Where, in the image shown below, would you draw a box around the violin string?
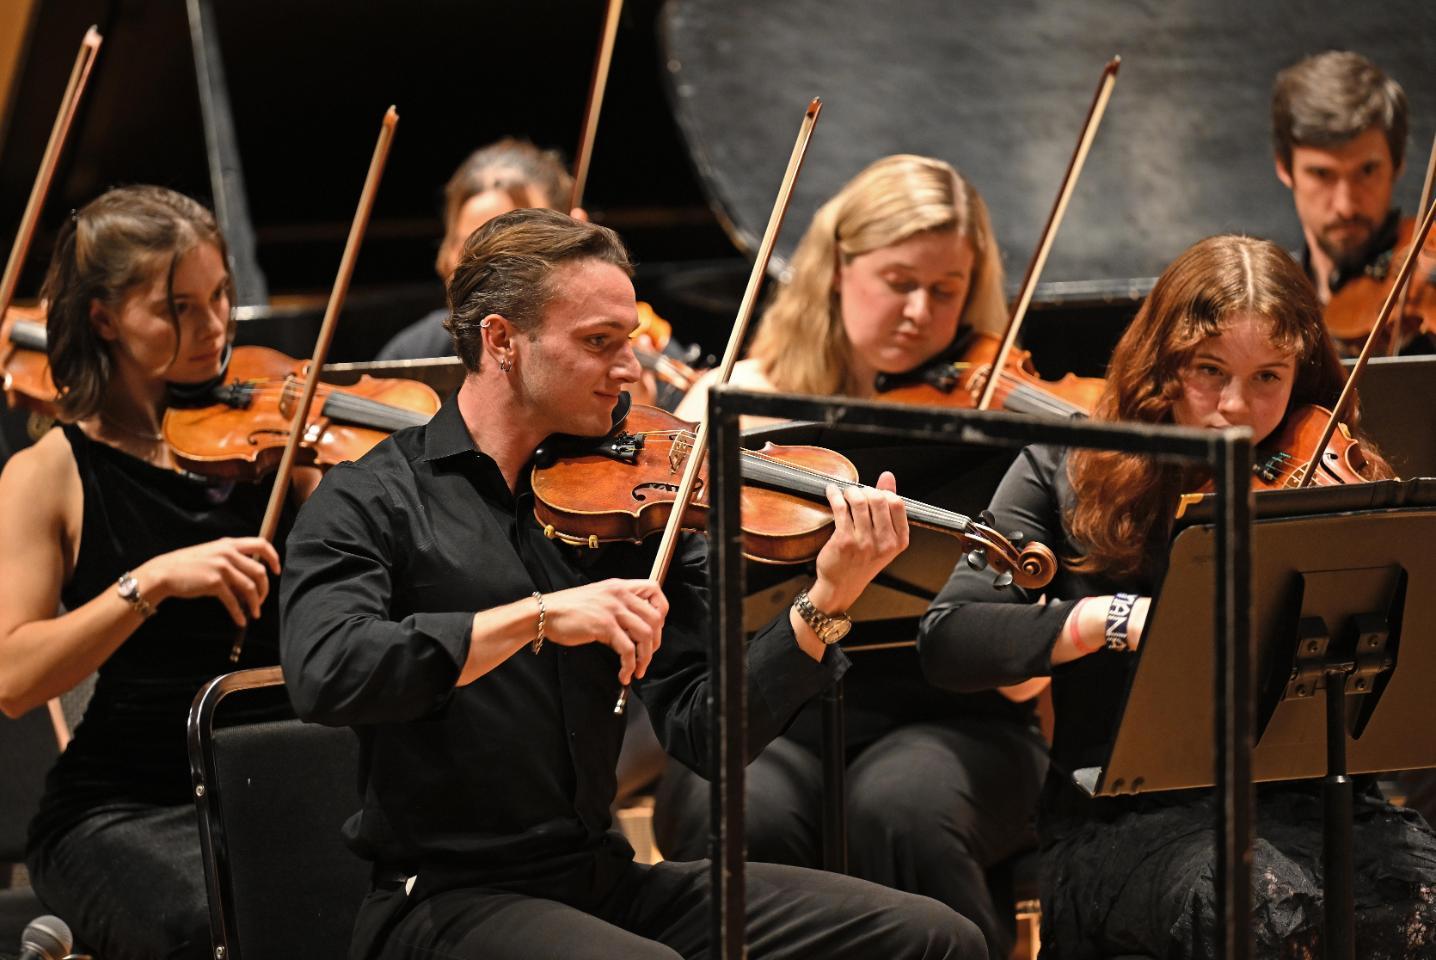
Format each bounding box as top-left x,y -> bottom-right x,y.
647,429 -> 978,533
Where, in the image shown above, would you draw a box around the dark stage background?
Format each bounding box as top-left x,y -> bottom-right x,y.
2,0 -> 1433,372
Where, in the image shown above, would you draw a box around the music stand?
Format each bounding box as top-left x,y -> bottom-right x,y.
1075,481 -> 1436,958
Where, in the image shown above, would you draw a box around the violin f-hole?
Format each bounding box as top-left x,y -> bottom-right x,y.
632,479 -> 704,502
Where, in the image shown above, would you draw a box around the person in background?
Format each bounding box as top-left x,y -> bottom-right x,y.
660,154 -> 1047,960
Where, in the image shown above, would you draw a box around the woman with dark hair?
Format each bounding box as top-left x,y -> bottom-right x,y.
0,185 -> 304,959
918,234 -> 1436,958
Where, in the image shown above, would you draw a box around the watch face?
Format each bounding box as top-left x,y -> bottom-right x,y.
820,618 -> 852,645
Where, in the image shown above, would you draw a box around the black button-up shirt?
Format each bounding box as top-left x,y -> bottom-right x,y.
280,393 -> 847,881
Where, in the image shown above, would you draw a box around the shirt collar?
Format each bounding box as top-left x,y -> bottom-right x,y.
420,391 -> 483,463
418,388 -> 635,464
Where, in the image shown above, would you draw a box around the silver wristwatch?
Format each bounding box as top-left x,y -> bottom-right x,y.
116,571 -> 156,619
793,590 -> 852,645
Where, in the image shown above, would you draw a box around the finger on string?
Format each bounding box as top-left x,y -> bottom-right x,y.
825,484 -> 851,533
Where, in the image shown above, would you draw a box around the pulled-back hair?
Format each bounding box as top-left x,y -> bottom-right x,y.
41,185 -> 232,421
1066,234 -> 1388,579
446,207 -> 632,372
436,138 -> 574,276
1272,51 -> 1408,171
749,154 -> 1008,397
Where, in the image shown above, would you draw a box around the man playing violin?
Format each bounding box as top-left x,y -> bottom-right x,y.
280,207 -> 985,959
1271,50 -> 1435,356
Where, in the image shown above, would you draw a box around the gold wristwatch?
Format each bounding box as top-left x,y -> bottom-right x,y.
793,589 -> 852,645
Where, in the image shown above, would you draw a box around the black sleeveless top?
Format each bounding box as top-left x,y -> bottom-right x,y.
28,424 -> 289,848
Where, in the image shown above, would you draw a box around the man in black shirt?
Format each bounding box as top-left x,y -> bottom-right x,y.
281,208 -> 983,959
1271,50 -> 1434,356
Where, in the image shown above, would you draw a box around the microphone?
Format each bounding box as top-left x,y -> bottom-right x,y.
18,915 -> 72,960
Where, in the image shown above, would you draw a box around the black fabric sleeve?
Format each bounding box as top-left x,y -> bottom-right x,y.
280,461 -> 472,726
636,533 -> 849,772
918,445 -> 1077,692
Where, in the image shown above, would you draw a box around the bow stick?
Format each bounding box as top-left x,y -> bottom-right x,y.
613,97 -> 823,715
1295,194 -> 1436,489
975,56 -> 1120,411
0,27 -> 103,350
1386,132 -> 1436,357
228,105 -> 399,661
570,0 -> 625,212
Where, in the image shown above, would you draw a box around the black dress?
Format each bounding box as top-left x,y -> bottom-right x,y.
25,424 -> 286,960
919,444 -> 1436,960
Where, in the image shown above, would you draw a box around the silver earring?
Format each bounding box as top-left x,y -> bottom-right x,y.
480,318 -> 491,329
498,357 -> 512,373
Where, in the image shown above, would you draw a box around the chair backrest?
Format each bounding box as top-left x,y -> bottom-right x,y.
0,705 -> 62,866
188,667 -> 369,960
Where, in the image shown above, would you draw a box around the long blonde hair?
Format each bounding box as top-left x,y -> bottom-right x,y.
749,154 -> 1007,396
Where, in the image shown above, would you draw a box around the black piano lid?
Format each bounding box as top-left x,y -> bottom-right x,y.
661,0 -> 1436,302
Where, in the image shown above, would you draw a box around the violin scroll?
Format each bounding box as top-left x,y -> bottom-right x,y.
961,510 -> 1057,590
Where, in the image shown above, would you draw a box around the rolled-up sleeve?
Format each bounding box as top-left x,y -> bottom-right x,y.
280,461 -> 472,726
637,533 -> 849,772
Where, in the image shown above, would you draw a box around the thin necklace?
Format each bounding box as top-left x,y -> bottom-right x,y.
100,411 -> 164,443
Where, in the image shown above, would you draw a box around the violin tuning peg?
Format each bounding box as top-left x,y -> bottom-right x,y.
1008,530 -> 1024,543
978,510 -> 996,527
993,570 -> 1014,589
965,548 -> 988,572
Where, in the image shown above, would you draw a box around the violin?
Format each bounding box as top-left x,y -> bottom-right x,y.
633,301 -> 703,396
1324,215 -> 1436,356
0,305 -> 60,417
874,331 -> 1104,418
162,344 -> 440,480
530,403 -> 1058,590
1249,404 -> 1371,489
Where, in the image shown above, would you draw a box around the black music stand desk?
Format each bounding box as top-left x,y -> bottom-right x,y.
1074,480 -> 1436,958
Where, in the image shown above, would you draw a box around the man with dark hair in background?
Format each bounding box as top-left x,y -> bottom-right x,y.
1271,50 -> 1434,356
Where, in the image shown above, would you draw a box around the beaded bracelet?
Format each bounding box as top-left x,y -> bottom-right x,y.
530,591 -> 546,654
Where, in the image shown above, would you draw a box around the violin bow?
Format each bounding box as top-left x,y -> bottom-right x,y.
613,97 -> 823,714
1386,131 -> 1436,357
0,27 -> 102,353
1296,194 -> 1436,489
570,0 -> 625,212
975,56 -> 1120,411
229,106 -> 399,661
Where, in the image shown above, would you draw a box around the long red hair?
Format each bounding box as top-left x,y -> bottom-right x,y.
1066,234 -> 1388,579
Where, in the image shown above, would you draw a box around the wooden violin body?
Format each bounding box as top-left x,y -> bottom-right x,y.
0,305 -> 60,417
875,332 -> 1104,418
531,404 -> 1058,588
1251,404 -> 1370,489
162,345 -> 439,480
1324,215 -> 1436,355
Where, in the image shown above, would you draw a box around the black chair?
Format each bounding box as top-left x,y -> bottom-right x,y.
187,666 -> 368,960
0,703 -> 64,949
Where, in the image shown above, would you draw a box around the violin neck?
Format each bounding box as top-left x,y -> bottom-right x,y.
737,451 -> 974,536
996,372 -> 1087,419
320,390 -> 430,432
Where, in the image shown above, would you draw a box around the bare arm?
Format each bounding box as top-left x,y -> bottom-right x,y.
0,431 -> 279,717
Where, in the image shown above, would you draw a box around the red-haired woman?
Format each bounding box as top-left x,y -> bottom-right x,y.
918,234 -> 1436,958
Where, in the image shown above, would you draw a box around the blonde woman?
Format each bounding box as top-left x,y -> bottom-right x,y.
676,153 -> 1007,422
658,155 -> 1045,960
